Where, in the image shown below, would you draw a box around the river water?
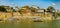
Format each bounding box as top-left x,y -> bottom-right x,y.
0,20 -> 60,28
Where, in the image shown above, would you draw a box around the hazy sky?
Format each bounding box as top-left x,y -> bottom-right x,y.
0,0 -> 60,10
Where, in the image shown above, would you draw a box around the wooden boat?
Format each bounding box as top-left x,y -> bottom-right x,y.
32,17 -> 43,22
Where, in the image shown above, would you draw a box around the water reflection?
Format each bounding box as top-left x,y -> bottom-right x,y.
0,20 -> 60,28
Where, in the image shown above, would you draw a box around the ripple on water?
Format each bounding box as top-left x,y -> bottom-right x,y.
0,20 -> 60,28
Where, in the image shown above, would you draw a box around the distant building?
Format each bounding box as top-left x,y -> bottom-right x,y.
36,9 -> 45,13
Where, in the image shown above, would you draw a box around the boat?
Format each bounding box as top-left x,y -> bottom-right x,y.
32,17 -> 43,22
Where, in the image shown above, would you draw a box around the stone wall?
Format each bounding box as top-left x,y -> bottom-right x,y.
0,12 -> 12,20
0,12 -> 21,20
0,12 -> 53,21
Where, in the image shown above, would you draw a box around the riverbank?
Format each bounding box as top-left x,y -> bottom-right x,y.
0,12 -> 60,23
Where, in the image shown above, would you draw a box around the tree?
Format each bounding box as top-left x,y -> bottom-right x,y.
47,6 -> 55,13
0,6 -> 7,12
47,6 -> 57,19
11,7 -> 16,12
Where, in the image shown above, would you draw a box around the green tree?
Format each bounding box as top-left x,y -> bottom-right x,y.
0,6 -> 7,12
47,6 -> 57,19
11,7 -> 16,12
47,6 -> 55,13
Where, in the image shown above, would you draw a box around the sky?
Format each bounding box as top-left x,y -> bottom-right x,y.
0,0 -> 60,10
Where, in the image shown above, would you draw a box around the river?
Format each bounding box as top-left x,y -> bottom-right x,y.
0,20 -> 60,28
